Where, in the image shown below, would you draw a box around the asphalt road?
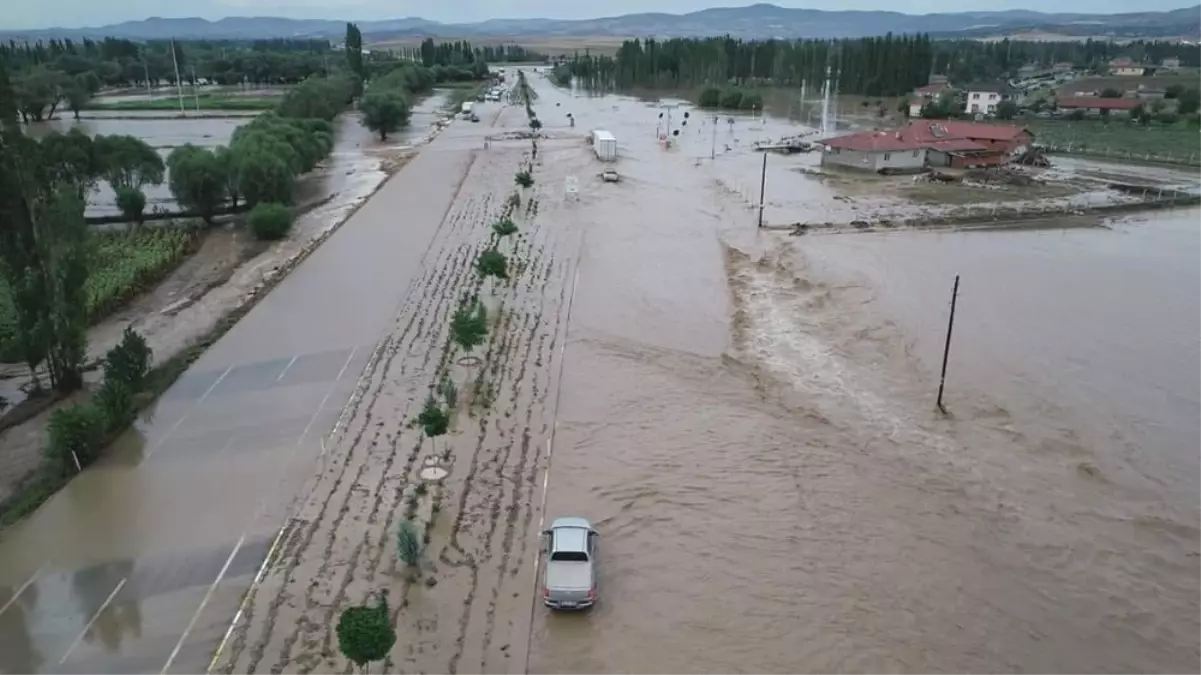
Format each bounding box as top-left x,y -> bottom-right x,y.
0,115 -> 492,674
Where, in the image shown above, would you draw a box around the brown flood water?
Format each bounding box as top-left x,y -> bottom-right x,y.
532,77 -> 1199,673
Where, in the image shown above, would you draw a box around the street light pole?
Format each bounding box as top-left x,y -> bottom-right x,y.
711,114 -> 718,159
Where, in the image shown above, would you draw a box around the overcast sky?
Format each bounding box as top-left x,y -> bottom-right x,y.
2,0 -> 1193,30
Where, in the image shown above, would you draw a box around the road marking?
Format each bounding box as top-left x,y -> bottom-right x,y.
0,564 -> 44,618
305,347 -> 357,453
145,365 -> 232,460
206,523 -> 288,674
323,337 -> 390,453
60,577 -> 126,664
162,534 -> 244,674
275,355 -> 298,382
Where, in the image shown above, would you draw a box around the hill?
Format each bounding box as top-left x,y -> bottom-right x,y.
1,3 -> 1197,42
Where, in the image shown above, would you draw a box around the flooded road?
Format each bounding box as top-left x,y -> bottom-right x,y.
2,66 -> 1196,675
0,92 -> 468,674
530,77 -> 1200,673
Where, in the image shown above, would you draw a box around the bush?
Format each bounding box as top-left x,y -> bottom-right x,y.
94,378 -> 134,432
397,520 -> 422,565
45,404 -> 106,477
104,326 -> 152,390
515,170 -> 534,188
698,87 -> 722,108
247,202 -> 293,241
114,186 -> 146,223
337,595 -> 395,670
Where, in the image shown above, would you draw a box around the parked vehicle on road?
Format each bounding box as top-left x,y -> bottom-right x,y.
601,168 -> 620,182
542,517 -> 598,610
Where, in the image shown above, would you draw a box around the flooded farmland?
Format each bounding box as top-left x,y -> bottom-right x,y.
21,91 -> 451,217
1,66 -> 1196,675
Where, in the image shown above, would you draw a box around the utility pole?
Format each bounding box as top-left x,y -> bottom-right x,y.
710,114 -> 718,159
170,39 -> 185,116
757,153 -> 767,228
936,275 -> 961,414
142,57 -> 151,95
191,65 -> 200,111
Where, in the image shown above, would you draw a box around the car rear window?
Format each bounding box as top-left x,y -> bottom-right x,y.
550,551 -> 588,562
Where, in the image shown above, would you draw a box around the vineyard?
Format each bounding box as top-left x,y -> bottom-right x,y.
0,227 -> 196,362
214,69 -> 582,674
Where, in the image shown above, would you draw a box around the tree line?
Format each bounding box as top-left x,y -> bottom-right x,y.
565,35 -> 1201,97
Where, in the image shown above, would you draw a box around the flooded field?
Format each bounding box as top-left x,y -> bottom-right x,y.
1,66 -> 1196,675
21,91 -> 450,217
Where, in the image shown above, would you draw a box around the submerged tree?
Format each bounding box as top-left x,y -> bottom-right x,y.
396,520 -> 422,566
360,91 -> 411,141
450,298 -> 487,352
414,395 -> 449,454
476,248 -> 509,292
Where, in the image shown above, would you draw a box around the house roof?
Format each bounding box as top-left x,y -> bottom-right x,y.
821,120 -> 1030,154
1057,96 -> 1141,110
821,130 -> 923,152
914,83 -> 951,95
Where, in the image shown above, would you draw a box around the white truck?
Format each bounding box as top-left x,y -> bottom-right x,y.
591,129 -> 617,162
461,101 -> 474,119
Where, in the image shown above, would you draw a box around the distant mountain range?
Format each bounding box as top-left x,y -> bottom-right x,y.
2,3 -> 1198,42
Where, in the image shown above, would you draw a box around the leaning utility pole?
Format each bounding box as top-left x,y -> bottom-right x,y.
757,153 -> 767,228
936,275 -> 961,414
170,39 -> 185,116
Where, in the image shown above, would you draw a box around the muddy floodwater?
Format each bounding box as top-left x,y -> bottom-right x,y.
22,91 -> 449,217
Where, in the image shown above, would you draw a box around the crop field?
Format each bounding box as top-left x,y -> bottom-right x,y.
1024,119 -> 1201,164
212,79 -> 579,674
0,227 -> 196,361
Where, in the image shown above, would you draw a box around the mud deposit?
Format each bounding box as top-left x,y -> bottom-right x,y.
207,69 -> 1196,674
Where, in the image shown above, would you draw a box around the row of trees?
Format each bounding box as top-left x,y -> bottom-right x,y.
336,71 -> 544,674
564,35 -> 1201,97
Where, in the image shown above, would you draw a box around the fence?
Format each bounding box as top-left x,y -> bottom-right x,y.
1041,143 -> 1200,167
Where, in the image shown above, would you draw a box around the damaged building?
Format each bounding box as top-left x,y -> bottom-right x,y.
819,121 -> 1034,173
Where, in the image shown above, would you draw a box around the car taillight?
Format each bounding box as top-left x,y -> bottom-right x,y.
587,587 -> 596,601
543,587 -> 550,598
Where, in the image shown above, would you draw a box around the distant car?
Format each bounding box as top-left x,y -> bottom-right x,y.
542,517 -> 598,610
601,168 -> 620,182
470,113 -> 480,122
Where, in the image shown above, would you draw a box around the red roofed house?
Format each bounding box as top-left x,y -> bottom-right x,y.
820,120 -> 1033,172
1056,96 -> 1141,117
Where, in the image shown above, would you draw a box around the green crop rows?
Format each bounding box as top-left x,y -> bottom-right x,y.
0,228 -> 195,362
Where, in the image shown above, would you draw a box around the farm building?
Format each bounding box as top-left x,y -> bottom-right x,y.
819,121 -> 1033,172
1056,96 -> 1142,117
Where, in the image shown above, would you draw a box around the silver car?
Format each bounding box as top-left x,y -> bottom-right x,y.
541,517 -> 598,610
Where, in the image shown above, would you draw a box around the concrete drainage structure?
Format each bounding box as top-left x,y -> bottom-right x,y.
419,454 -> 450,482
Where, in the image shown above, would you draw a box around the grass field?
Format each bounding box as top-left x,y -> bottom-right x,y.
86,94 -> 278,111
0,228 -> 196,362
1057,74 -> 1200,96
1022,119 -> 1200,164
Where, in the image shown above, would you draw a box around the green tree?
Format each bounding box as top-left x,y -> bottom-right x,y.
115,186 -> 146,223
39,188 -> 90,393
166,144 -> 227,223
247,202 -> 293,240
336,592 -> 394,673
449,298 -> 487,352
397,520 -> 422,566
491,217 -> 518,247
476,248 -> 509,286
360,91 -> 411,141
234,150 -> 295,207
514,170 -> 533,188
414,395 -> 450,455
103,326 -> 152,390
39,129 -> 103,204
1177,88 -> 1200,116
994,100 -> 1019,120
45,403 -> 105,477
94,134 -> 165,192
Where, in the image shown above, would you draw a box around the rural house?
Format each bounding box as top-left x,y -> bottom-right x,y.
964,83 -> 1013,115
1056,96 -> 1141,117
819,121 -> 1033,172
1109,58 -> 1156,76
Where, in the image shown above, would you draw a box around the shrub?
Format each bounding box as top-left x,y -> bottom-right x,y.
115,186 -> 147,223
515,170 -> 534,188
247,202 -> 293,241
439,372 -> 458,409
450,299 -> 487,351
476,248 -> 509,281
45,403 -> 106,477
337,594 -> 395,670
415,395 -> 450,439
491,217 -> 518,239
698,87 -> 722,108
94,378 -> 135,432
397,520 -> 422,565
104,326 -> 152,390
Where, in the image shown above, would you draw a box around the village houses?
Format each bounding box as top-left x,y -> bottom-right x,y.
819,120 -> 1033,173
963,82 -> 1013,116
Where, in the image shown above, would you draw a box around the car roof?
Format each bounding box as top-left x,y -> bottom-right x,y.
552,526 -> 588,553
550,516 -> 591,530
